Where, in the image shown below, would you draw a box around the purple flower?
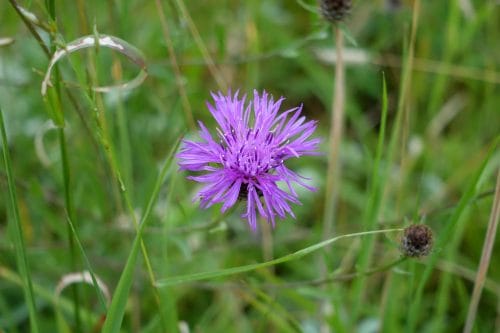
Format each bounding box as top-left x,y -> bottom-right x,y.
177,90 -> 320,231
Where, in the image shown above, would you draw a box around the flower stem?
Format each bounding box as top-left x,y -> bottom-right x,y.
320,23 -> 345,333
323,25 -> 345,244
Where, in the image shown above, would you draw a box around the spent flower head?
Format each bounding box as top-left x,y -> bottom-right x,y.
400,224 -> 434,258
177,90 -> 320,231
319,0 -> 352,22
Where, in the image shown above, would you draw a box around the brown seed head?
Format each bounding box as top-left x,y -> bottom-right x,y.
319,0 -> 352,22
400,224 -> 433,258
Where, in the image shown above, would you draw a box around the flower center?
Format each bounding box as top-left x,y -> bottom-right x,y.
219,128 -> 284,180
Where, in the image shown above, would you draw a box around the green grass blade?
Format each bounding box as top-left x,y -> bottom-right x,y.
100,232 -> 141,333
58,127 -> 83,333
64,215 -> 108,312
0,106 -> 40,333
101,137 -> 181,333
156,228 -> 403,287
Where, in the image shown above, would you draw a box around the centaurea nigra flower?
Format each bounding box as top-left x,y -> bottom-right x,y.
177,90 -> 320,231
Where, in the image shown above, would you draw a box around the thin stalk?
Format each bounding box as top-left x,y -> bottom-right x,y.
115,86 -> 134,196
0,106 -> 40,333
171,0 -> 227,91
322,25 -> 345,245
464,169 -> 500,333
156,228 -> 404,287
320,24 -> 345,333
64,215 -> 108,311
155,0 -> 195,129
58,128 -> 83,333
50,118 -> 108,314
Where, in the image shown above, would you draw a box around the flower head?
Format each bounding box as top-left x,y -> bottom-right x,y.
319,0 -> 352,22
400,224 -> 433,258
177,90 -> 320,231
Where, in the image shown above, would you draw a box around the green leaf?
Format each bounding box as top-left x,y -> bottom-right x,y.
0,106 -> 40,333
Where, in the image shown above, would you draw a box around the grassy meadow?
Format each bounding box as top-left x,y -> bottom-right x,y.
0,0 -> 499,332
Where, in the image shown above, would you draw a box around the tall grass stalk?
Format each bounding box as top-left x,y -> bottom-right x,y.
0,106 -> 40,333
464,169 -> 500,333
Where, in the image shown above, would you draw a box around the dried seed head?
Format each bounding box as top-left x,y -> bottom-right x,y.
400,224 -> 433,258
319,0 -> 352,22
